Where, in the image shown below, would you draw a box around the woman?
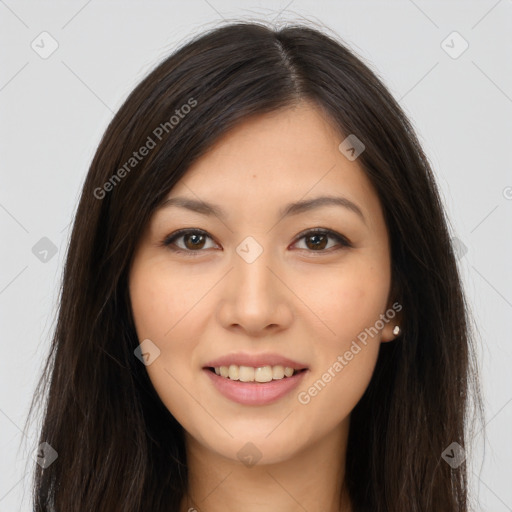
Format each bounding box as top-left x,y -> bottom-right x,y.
26,21 -> 483,511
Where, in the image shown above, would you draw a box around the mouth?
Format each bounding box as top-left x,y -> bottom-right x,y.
206,365 -> 308,383
202,353 -> 309,405
203,356 -> 309,405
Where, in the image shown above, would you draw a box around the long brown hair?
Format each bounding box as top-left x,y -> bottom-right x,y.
25,20 -> 483,511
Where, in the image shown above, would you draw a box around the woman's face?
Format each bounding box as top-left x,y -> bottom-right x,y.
129,100 -> 398,465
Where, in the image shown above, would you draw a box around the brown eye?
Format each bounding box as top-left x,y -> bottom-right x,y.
162,229 -> 217,255
182,232 -> 207,250
304,233 -> 329,250
293,229 -> 351,252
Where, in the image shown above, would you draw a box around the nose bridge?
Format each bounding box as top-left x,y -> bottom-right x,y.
232,235 -> 276,301
219,235 -> 286,331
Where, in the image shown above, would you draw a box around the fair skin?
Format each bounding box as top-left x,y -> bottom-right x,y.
129,100 -> 401,512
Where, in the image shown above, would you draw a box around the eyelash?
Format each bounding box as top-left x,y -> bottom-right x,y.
160,228 -> 352,257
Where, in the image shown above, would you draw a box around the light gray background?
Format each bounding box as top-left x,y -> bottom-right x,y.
1,1 -> 511,510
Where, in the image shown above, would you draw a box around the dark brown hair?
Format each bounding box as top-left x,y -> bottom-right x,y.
25,20 -> 483,511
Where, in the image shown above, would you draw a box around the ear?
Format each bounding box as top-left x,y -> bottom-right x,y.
381,308 -> 403,342
380,288 -> 404,343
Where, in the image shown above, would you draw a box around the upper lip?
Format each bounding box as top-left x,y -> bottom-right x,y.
204,352 -> 308,370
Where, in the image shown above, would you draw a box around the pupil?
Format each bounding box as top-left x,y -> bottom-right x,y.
307,234 -> 326,250
186,234 -> 204,249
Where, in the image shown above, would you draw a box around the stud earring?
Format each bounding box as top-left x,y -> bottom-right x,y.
392,325 -> 401,336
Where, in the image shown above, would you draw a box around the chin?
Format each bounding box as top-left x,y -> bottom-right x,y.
184,414 -> 319,467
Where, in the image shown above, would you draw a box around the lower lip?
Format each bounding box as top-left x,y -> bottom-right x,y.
204,368 -> 308,406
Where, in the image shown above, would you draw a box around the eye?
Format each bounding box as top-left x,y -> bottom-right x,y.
161,228 -> 352,256
161,229 -> 218,256
291,228 -> 352,253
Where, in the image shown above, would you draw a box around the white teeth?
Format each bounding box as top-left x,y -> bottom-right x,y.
239,366 -> 254,382
228,364 -> 239,381
255,366 -> 273,383
272,365 -> 284,379
214,364 -> 299,382
284,367 -> 294,377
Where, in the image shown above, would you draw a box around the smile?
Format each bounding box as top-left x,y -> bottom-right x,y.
204,367 -> 308,405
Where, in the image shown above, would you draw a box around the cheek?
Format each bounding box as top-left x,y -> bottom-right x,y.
129,260 -> 203,341
295,343 -> 379,439
129,260 -> 209,417
295,258 -> 389,411
308,256 -> 390,346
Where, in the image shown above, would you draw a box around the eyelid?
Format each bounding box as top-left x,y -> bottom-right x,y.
161,227 -> 352,255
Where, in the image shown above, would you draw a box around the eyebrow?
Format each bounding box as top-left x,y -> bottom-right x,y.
158,195 -> 366,224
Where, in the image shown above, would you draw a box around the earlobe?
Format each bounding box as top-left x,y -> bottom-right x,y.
380,297 -> 403,342
381,322 -> 402,343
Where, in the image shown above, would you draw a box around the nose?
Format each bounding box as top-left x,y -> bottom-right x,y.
216,247 -> 293,337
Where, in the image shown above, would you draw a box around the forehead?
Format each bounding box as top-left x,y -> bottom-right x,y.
163,101 -> 384,231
